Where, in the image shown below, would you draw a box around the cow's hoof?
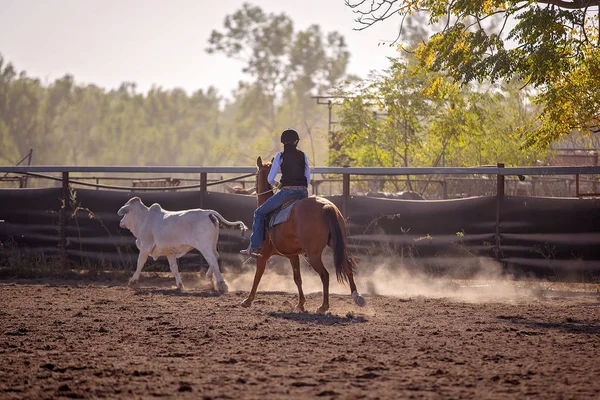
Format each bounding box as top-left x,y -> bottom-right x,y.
217,281 -> 229,294
240,299 -> 252,308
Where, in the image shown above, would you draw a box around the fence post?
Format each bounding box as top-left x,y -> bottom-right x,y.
495,163 -> 505,261
199,172 -> 207,208
442,179 -> 448,200
59,171 -> 69,268
342,172 -> 350,219
595,153 -> 599,195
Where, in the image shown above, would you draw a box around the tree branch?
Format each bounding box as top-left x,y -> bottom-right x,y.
538,0 -> 600,10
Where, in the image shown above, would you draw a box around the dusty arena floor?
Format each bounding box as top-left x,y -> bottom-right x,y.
1,268 -> 600,399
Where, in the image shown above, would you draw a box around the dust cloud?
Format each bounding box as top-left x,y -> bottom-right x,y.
221,252 -> 543,303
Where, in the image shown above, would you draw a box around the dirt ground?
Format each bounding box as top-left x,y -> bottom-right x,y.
1,269 -> 600,399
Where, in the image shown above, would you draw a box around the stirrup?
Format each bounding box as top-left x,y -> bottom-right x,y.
240,248 -> 261,258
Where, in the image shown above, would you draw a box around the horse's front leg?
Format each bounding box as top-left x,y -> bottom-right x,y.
241,254 -> 268,307
288,255 -> 305,312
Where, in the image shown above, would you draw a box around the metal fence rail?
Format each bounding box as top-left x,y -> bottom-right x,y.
2,165 -> 600,175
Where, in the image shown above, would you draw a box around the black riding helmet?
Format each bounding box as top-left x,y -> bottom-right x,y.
280,129 -> 300,144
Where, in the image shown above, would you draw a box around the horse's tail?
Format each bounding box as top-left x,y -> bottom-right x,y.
207,210 -> 248,233
323,205 -> 355,285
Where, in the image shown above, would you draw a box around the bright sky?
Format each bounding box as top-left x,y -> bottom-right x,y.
0,0 -> 401,98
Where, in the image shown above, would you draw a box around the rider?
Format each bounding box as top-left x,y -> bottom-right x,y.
240,128 -> 311,257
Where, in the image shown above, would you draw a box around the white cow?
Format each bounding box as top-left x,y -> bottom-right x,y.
117,197 -> 247,293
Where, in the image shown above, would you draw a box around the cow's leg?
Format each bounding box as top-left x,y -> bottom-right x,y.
204,249 -> 220,281
205,222 -> 220,281
129,251 -> 149,287
166,254 -> 184,291
201,250 -> 228,294
204,265 -> 214,280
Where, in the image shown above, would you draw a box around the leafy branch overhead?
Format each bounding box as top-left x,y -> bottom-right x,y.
345,0 -> 600,147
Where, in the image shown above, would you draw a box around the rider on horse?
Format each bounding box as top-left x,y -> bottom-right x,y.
240,129 -> 311,258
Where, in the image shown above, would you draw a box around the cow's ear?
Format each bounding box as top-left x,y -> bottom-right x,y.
257,157 -> 263,168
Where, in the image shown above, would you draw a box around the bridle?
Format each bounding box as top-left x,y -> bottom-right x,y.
254,166 -> 274,197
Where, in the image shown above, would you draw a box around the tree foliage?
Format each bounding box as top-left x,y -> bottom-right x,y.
332,55 -> 548,171
207,3 -> 352,158
0,4 -> 350,168
346,0 -> 600,147
0,2 -> 562,175
0,55 -> 225,166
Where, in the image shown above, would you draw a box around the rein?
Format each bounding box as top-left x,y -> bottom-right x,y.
256,187 -> 274,196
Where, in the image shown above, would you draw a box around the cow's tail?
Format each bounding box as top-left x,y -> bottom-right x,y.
208,211 -> 248,233
323,205 -> 355,285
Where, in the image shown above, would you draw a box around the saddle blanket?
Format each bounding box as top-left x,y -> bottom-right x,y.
268,194 -> 306,228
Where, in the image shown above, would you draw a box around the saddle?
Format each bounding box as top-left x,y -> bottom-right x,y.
267,192 -> 307,229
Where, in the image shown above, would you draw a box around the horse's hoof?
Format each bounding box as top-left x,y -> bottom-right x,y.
315,306 -> 327,314
352,291 -> 366,307
127,279 -> 138,287
355,295 -> 367,307
295,305 -> 306,313
176,284 -> 184,292
217,281 -> 229,294
241,299 -> 252,308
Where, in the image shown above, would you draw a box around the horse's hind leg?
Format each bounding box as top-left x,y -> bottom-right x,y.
241,255 -> 268,308
288,255 -> 305,312
346,268 -> 367,307
307,253 -> 329,314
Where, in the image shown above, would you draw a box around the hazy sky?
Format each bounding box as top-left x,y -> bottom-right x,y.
0,0 -> 401,97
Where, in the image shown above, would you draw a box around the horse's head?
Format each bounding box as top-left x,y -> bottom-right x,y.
255,156 -> 274,202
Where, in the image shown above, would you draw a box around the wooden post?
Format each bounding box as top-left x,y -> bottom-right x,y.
199,172 -> 207,208
495,163 -> 504,261
442,179 -> 448,200
575,173 -> 580,197
342,173 -> 350,219
59,172 -> 69,268
594,152 -> 598,195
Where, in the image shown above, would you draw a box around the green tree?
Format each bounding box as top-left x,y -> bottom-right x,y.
346,0 -> 600,147
0,56 -> 44,164
207,3 -> 352,162
333,54 -> 547,172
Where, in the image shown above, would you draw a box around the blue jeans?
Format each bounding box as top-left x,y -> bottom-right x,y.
249,188 -> 308,249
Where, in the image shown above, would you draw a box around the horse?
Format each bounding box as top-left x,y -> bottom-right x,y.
240,156 -> 366,313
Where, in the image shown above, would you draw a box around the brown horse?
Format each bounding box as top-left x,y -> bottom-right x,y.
240,157 -> 366,313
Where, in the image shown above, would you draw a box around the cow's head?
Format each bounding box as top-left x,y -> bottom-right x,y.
117,197 -> 144,229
